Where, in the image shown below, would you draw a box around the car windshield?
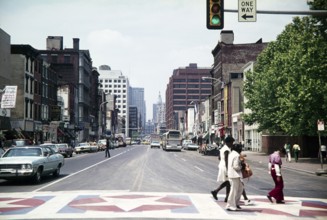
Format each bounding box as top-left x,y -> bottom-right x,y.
78,143 -> 87,146
2,148 -> 42,157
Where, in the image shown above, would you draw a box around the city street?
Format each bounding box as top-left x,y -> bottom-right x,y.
1,144 -> 326,219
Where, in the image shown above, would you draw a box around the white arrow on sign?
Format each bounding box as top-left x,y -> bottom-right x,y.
238,0 -> 257,22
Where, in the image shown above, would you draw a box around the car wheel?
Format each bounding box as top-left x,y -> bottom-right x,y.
32,168 -> 42,184
53,164 -> 61,177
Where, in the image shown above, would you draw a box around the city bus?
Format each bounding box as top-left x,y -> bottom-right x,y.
161,130 -> 182,151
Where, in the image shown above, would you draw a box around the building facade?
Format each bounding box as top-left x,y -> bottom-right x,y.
210,30 -> 267,142
98,65 -> 129,136
40,36 -> 94,143
129,87 -> 146,134
165,63 -> 211,134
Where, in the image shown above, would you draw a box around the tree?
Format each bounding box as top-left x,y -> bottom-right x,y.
243,14 -> 327,136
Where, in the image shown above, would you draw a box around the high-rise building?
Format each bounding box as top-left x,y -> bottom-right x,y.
129,87 -> 146,134
165,63 -> 211,132
154,92 -> 165,134
98,65 -> 129,136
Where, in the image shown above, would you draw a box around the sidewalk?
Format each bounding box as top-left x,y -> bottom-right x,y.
244,151 -> 327,175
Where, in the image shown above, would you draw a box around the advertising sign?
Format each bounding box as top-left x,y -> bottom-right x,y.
1,86 -> 17,108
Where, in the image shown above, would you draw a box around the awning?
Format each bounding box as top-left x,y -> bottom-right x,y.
64,129 -> 76,138
0,116 -> 11,130
57,128 -> 65,137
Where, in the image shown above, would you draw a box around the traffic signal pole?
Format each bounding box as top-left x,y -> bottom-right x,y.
225,9 -> 327,16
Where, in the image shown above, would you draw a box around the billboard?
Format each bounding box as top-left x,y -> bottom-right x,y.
1,86 -> 17,108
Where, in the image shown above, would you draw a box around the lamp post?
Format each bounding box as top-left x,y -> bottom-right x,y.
99,101 -> 108,139
202,76 -> 222,83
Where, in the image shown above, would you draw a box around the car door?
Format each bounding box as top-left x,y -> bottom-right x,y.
42,147 -> 57,173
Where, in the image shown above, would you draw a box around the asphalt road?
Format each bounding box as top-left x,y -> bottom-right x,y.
1,144 -> 326,199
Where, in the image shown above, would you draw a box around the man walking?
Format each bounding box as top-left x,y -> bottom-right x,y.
226,143 -> 243,211
293,143 -> 301,162
105,138 -> 111,158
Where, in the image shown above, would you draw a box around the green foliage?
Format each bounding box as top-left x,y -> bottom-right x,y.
244,15 -> 327,136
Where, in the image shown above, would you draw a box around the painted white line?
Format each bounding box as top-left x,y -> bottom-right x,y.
33,149 -> 134,192
194,166 -> 204,172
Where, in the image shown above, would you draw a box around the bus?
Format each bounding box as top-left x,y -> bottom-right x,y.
161,130 -> 182,151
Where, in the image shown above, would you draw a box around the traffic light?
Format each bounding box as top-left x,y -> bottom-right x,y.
206,0 -> 224,30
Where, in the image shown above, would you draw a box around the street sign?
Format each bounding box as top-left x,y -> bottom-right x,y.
238,0 -> 256,22
318,120 -> 325,131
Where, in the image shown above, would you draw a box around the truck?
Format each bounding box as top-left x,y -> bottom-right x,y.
115,133 -> 126,147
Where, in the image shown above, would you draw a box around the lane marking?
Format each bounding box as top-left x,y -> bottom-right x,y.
194,166 -> 204,172
33,148 -> 135,192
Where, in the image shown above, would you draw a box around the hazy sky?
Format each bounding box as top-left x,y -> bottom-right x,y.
0,0 -> 309,120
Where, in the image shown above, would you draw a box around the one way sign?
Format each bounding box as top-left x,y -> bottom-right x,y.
238,0 -> 256,22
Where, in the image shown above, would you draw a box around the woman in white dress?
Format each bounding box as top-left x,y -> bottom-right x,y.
211,136 -> 234,202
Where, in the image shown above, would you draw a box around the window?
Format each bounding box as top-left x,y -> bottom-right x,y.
25,77 -> 29,93
51,54 -> 58,63
64,55 -> 70,63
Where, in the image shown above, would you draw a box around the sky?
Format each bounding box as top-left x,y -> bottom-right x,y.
0,0 -> 310,120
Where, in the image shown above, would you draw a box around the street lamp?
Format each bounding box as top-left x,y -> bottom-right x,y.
202,76 -> 222,83
99,101 -> 108,139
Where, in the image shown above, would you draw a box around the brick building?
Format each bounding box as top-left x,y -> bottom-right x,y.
165,63 -> 211,132
210,31 -> 267,141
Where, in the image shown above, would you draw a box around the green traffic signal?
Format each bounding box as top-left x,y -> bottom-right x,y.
211,15 -> 221,25
207,0 -> 224,30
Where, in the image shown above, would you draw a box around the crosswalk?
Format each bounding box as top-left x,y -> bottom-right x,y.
0,191 -> 326,219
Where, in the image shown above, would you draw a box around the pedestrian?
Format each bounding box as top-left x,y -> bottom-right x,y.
321,144 -> 326,162
211,136 -> 234,202
284,142 -> 291,162
236,144 -> 254,206
226,143 -> 243,211
267,146 -> 286,204
293,143 -> 301,162
105,138 -> 111,158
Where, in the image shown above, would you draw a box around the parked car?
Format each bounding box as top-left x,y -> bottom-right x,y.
97,139 -> 107,151
55,143 -> 73,158
0,145 -> 64,184
184,142 -> 199,151
40,143 -> 59,153
89,142 -> 98,152
75,142 -> 91,154
150,141 -> 161,148
182,140 -> 193,149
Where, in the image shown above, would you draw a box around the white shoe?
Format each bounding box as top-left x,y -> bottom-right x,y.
244,200 -> 254,205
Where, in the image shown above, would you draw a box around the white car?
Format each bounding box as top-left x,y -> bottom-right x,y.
75,142 -> 91,154
0,146 -> 64,184
182,140 -> 199,150
150,141 -> 161,148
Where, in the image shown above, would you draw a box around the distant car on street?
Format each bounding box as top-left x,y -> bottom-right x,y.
75,142 -> 91,154
182,140 -> 193,149
55,143 -> 73,158
0,145 -> 64,184
150,141 -> 161,148
40,143 -> 59,153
